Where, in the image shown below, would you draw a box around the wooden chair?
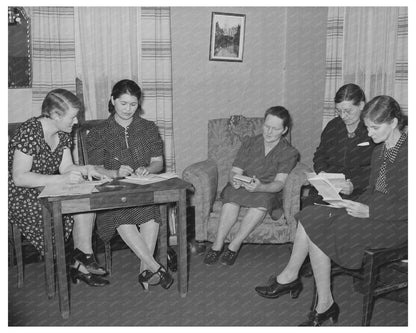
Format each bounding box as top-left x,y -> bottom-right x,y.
310,242 -> 408,326
9,222 -> 24,288
73,121 -> 114,275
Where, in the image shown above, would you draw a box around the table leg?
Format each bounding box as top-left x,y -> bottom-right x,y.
52,202 -> 70,319
159,205 -> 168,269
177,189 -> 188,297
42,204 -> 55,299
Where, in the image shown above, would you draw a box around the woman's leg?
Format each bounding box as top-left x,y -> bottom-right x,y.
211,203 -> 240,251
116,221 -> 160,272
228,207 -> 266,252
72,213 -> 95,253
276,222 -> 310,283
72,213 -> 96,273
308,239 -> 333,313
138,219 -> 159,273
278,221 -> 333,312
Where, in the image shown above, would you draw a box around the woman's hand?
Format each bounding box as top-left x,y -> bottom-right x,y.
231,174 -> 242,189
117,165 -> 134,177
62,170 -> 84,184
242,176 -> 261,192
84,165 -> 108,181
339,179 -> 354,195
337,199 -> 369,218
135,166 -> 150,176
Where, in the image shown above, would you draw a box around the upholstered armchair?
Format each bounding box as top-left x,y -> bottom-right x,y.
182,115 -> 312,250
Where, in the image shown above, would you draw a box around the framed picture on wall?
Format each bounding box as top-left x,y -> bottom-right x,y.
209,12 -> 246,62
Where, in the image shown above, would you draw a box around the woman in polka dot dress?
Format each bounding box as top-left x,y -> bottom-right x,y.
8,89 -> 109,287
86,79 -> 173,290
255,95 -> 407,325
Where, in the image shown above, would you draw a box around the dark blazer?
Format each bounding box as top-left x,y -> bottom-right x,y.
313,117 -> 376,193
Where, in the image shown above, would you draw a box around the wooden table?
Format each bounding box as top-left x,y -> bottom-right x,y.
40,178 -> 192,319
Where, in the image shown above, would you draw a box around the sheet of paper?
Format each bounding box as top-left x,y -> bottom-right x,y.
307,173 -> 344,204
38,179 -> 109,198
121,172 -> 179,185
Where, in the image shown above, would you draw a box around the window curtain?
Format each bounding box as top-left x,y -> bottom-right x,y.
74,7 -> 175,172
323,7 -> 408,128
31,7 -> 76,116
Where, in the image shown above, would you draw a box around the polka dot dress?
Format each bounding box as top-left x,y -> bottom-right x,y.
86,113 -> 164,243
8,117 -> 74,255
375,132 -> 407,194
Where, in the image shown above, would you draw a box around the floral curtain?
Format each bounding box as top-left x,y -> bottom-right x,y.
323,7 -> 408,128
31,7 -> 76,116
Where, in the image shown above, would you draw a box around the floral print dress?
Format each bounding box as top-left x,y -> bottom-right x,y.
8,117 -> 74,255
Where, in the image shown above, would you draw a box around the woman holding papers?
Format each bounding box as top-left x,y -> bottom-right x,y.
8,89 -> 109,287
204,106 -> 299,266
255,96 -> 407,326
86,79 -> 173,290
303,84 -> 376,207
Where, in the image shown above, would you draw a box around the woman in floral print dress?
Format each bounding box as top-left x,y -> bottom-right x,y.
9,89 -> 109,287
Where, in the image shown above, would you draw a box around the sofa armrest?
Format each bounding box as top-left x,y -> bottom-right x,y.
282,162 -> 313,241
182,159 -> 218,242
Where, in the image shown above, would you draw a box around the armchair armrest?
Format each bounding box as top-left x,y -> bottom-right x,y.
182,159 -> 218,241
282,162 -> 313,241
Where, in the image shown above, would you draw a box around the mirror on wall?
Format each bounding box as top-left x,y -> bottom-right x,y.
8,7 -> 32,89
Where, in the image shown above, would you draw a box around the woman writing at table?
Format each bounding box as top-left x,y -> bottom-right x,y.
255,95 -> 407,325
86,79 -> 173,290
8,89 -> 109,287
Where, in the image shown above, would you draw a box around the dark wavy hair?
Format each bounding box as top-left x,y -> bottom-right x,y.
334,83 -> 366,105
108,79 -> 142,114
362,95 -> 407,130
264,106 -> 292,135
41,89 -> 82,118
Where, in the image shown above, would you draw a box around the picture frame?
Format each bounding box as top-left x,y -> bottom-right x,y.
209,12 -> 246,62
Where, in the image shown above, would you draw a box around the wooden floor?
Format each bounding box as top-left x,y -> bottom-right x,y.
8,244 -> 408,326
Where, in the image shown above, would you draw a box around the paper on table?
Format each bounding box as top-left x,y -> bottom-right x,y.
38,179 -> 109,198
121,172 -> 179,185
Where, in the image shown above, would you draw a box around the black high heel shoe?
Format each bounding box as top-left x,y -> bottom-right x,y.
255,275 -> 303,299
73,248 -> 107,276
70,265 -> 110,287
153,265 -> 174,289
299,302 -> 340,326
138,265 -> 174,290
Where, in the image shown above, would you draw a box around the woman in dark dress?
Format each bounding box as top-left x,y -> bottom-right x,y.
255,95 -> 407,326
204,106 -> 299,266
86,79 -> 173,290
9,89 -> 109,287
303,83 -> 376,207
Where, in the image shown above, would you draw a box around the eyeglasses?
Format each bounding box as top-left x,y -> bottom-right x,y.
335,108 -> 354,116
263,124 -> 283,132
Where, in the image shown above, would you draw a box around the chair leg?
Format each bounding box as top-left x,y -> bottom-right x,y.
310,279 -> 318,311
12,224 -> 24,288
104,242 -> 112,276
361,257 -> 378,326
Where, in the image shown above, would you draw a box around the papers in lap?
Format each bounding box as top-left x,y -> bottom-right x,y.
121,172 -> 179,185
307,172 -> 345,206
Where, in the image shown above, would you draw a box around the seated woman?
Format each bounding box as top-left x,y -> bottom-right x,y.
86,79 -> 173,290
8,89 -> 109,287
303,83 -> 376,207
255,95 -> 407,326
204,106 -> 299,266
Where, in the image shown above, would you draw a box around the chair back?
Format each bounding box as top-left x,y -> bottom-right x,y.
207,116 -> 265,197
73,119 -> 106,165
